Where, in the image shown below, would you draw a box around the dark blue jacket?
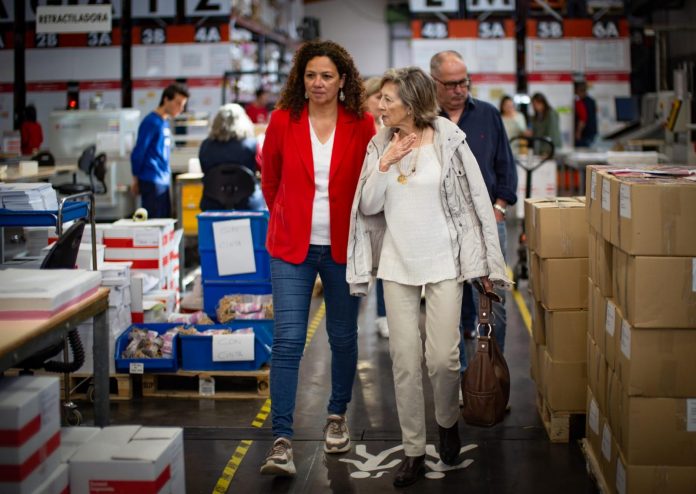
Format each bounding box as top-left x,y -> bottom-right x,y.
441,97 -> 518,205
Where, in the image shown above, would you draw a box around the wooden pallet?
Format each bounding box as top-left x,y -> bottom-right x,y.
141,367 -> 270,399
2,370 -> 133,401
63,373 -> 134,401
536,392 -> 585,443
580,439 -> 611,494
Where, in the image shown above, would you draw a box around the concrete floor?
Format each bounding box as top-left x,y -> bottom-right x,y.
84,285 -> 596,494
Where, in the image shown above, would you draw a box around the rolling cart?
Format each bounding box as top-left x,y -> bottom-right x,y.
508,136 -> 555,285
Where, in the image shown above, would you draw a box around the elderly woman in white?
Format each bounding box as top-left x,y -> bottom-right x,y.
347,67 -> 509,488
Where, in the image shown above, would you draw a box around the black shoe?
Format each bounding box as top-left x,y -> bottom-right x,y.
393,455 -> 425,487
438,422 -> 461,466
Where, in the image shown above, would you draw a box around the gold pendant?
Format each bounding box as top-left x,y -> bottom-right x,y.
397,174 -> 407,184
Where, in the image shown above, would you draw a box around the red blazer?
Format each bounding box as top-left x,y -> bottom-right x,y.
262,104 -> 375,264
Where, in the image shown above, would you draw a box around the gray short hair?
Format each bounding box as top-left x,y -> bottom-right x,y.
364,76 -> 382,98
430,50 -> 464,75
380,67 -> 439,129
209,104 -> 255,141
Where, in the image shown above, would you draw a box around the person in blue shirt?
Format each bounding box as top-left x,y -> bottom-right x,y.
131,83 -> 189,218
198,103 -> 264,211
430,50 -> 517,370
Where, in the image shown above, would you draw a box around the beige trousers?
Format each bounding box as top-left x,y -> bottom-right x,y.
383,278 -> 463,456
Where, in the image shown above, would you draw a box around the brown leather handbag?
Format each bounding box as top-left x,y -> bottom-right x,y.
460,288 -> 511,427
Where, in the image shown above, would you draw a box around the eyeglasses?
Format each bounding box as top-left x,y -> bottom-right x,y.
432,76 -> 471,91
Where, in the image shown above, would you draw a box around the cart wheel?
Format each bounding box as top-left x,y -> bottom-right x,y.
87,384 -> 95,403
66,407 -> 82,426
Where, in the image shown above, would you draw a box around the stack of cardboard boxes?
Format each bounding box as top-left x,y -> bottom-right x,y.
584,165 -> 696,493
525,197 -> 589,417
0,375 -> 186,493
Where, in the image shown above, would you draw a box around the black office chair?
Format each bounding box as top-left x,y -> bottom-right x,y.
16,219 -> 88,424
201,163 -> 256,210
55,145 -> 108,196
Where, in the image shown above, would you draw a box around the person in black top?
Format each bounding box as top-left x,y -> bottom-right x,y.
198,103 -> 264,210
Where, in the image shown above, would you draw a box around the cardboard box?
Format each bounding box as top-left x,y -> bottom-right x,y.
600,173 -> 619,246
588,335 -> 608,414
617,174 -> 696,256
603,298 -> 621,371
530,251 -> 542,303
59,427 -> 101,463
614,392 -> 696,466
615,450 -> 696,494
592,284 -> 607,356
33,462 -> 68,494
532,301 -> 546,345
545,309 -> 587,362
600,421 -> 619,491
543,350 -> 587,412
613,248 -> 696,328
585,165 -> 604,233
617,324 -> 696,398
586,387 -> 603,458
589,227 -> 613,297
540,257 -> 589,310
69,426 -> 185,494
530,342 -> 547,392
533,198 -> 589,259
524,197 -> 550,252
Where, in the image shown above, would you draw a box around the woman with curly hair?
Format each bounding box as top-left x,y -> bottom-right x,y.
260,40 -> 375,476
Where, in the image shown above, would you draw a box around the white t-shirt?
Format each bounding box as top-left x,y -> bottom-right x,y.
309,123 -> 335,245
360,144 -> 457,285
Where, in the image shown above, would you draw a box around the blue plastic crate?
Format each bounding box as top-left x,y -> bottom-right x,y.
179,320 -> 273,371
200,248 -> 271,282
203,280 -> 273,317
114,323 -> 181,373
197,211 -> 269,251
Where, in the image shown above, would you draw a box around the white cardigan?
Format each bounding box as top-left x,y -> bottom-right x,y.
346,116 -> 511,296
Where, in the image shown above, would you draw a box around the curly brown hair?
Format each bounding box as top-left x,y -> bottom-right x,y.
276,40 -> 365,120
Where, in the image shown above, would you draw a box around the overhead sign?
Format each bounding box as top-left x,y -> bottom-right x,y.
467,0 -> 516,12
185,0 -> 231,17
409,0 -> 459,13
36,5 -> 111,33
27,1 -> 121,22
133,1 -> 177,18
0,0 -> 13,23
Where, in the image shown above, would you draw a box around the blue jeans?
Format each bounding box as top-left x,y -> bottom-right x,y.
139,180 -> 171,218
375,278 -> 386,318
460,220 -> 507,370
270,245 -> 360,439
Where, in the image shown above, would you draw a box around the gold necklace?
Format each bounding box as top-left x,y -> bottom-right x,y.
397,129 -> 424,185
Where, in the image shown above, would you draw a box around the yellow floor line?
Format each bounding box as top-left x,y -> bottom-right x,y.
507,266 -> 532,337
213,302 -> 326,493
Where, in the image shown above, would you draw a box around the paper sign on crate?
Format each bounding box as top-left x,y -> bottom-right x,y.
212,333 -> 255,362
212,218 -> 256,276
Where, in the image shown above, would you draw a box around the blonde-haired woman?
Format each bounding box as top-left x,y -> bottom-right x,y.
348,67 -> 509,487
199,103 -> 262,210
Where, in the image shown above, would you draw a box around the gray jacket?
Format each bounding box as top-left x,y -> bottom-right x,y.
346,116 -> 511,296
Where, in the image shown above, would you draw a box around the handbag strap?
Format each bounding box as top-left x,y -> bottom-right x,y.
478,293 -> 492,325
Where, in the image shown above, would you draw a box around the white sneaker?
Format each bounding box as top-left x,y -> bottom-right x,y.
260,438 -> 296,476
375,317 -> 390,338
323,415 -> 351,453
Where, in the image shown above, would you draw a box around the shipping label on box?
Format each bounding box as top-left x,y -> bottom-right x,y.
586,166 -> 603,233
533,198 -> 589,259
613,248 -> 696,328
540,257 -> 589,310
616,174 -> 696,256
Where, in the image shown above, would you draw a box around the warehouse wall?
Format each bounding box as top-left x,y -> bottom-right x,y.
303,0 -> 390,78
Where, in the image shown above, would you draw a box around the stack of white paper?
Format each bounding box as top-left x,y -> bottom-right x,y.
0,183 -> 58,211
0,269 -> 102,319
